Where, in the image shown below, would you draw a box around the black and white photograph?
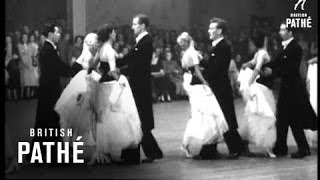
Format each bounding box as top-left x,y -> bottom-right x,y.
4,0 -> 318,179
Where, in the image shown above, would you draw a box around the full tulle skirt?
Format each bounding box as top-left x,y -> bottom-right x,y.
181,73 -> 229,157
305,63 -> 317,149
54,70 -> 100,146
238,68 -> 276,150
93,75 -> 142,160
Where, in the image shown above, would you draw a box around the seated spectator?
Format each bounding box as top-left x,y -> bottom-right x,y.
38,34 -> 46,51
58,32 -> 73,90
17,33 -> 34,99
151,47 -> 167,102
28,34 -> 40,98
23,25 -> 30,35
33,29 -> 41,45
58,32 -> 73,65
162,50 -> 185,100
5,34 -> 20,101
69,35 -> 84,65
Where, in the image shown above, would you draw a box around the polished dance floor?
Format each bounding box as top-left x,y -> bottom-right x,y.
5,98 -> 318,179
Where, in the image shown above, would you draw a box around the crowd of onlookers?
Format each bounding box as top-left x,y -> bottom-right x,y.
5,23 -> 318,103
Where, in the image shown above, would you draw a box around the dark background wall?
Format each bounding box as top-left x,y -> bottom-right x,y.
5,0 -> 68,32
85,0 -> 190,32
189,0 -> 317,32
5,0 -> 318,34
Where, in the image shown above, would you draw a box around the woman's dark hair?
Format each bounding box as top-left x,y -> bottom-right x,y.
29,33 -> 35,40
5,34 -> 19,55
97,23 -> 115,43
74,35 -> 84,44
251,30 -> 266,49
20,33 -> 29,44
5,33 -> 13,43
209,17 -> 228,35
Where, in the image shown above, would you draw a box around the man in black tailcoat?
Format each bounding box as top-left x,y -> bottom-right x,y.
28,24 -> 77,163
117,14 -> 163,164
199,17 -> 245,160
264,22 -> 317,158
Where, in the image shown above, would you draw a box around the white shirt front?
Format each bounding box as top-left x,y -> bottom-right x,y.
212,37 -> 224,47
135,31 -> 148,45
282,37 -> 294,50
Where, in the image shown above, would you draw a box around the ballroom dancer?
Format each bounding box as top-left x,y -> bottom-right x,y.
239,31 -> 277,158
202,17 -> 245,159
87,23 -> 142,164
304,57 -> 317,150
55,33 -> 100,147
177,32 -> 229,158
117,14 -> 163,164
28,24 -> 74,164
264,22 -> 317,158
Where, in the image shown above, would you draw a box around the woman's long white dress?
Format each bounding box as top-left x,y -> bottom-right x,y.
28,42 -> 39,86
18,44 -> 34,87
54,37 -> 100,146
55,35 -> 142,159
304,60 -> 317,149
181,47 -> 228,157
238,49 -> 276,150
93,75 -> 142,160
91,42 -> 142,161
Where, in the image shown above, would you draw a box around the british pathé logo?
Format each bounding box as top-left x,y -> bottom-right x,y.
286,0 -> 312,28
294,0 -> 306,11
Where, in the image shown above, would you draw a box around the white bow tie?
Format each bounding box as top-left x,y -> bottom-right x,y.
282,41 -> 288,47
281,38 -> 294,49
211,37 -> 224,47
212,40 -> 220,47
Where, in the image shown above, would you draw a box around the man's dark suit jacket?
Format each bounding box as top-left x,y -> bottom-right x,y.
269,39 -> 317,130
206,39 -> 238,130
117,34 -> 155,132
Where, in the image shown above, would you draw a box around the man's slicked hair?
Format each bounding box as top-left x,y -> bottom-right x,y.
42,24 -> 57,38
209,17 -> 228,35
134,14 -> 150,28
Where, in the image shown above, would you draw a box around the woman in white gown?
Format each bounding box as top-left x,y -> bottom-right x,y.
55,33 -> 100,146
177,32 -> 229,158
239,32 -> 276,158
304,57 -> 317,149
88,23 -> 142,164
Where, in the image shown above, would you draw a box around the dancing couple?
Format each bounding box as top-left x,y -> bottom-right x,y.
238,21 -> 317,159
54,14 -> 163,165
181,17 -> 246,159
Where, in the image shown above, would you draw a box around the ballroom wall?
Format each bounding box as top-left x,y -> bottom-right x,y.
85,0 -> 190,32
189,0 -> 290,31
5,0 -> 317,35
189,0 -> 317,32
5,0 -> 68,32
